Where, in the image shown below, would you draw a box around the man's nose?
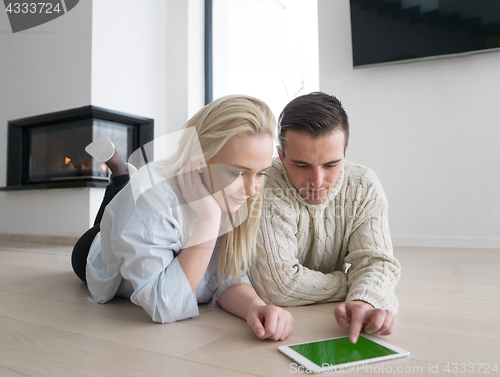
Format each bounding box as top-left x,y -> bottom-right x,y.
310,168 -> 324,188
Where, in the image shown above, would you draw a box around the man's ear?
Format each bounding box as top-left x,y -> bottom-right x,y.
344,142 -> 350,157
277,145 -> 285,162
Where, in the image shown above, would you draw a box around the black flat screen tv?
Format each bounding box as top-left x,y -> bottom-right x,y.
350,0 -> 500,67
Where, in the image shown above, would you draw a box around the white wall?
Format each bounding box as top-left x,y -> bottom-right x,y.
318,0 -> 500,249
0,0 -> 96,238
91,0 -> 167,138
0,0 -> 205,239
165,0 -> 206,138
91,0 -> 204,150
0,0 -> 93,186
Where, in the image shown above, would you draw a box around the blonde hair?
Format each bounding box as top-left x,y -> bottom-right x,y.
159,94 -> 276,287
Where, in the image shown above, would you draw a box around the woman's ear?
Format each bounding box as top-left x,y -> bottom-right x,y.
194,160 -> 206,173
200,166 -> 214,194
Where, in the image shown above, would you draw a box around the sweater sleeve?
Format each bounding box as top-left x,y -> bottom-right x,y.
249,191 -> 349,306
343,177 -> 401,314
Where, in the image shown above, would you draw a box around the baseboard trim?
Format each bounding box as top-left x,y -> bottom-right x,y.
0,233 -> 79,246
2,233 -> 498,250
392,236 -> 500,250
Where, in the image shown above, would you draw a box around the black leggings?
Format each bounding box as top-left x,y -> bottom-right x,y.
71,174 -> 130,283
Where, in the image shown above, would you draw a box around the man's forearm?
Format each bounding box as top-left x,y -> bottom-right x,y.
250,262 -> 349,306
345,249 -> 400,313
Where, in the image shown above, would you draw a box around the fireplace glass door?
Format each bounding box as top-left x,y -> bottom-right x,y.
28,119 -> 134,183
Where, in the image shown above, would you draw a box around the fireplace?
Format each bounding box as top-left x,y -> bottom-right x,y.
3,106 -> 154,190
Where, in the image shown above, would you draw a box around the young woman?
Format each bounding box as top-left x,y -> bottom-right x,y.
71,95 -> 293,341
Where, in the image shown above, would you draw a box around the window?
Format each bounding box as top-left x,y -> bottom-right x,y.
209,0 -> 319,119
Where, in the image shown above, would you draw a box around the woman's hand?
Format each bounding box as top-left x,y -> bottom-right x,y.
246,305 -> 294,341
177,160 -> 221,222
176,161 -> 222,291
218,283 -> 294,341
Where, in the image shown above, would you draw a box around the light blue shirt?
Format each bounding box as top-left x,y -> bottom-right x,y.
86,165 -> 251,323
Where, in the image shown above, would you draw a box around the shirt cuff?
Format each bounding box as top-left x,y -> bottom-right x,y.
131,258 -> 199,323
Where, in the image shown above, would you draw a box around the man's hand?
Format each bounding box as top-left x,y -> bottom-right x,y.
334,301 -> 395,343
246,305 -> 294,341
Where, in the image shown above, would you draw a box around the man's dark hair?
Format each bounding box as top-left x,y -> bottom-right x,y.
277,92 -> 349,155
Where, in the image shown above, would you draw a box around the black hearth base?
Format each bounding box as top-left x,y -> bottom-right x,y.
0,180 -> 109,191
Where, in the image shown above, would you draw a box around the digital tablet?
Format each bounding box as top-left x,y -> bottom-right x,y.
279,335 -> 410,374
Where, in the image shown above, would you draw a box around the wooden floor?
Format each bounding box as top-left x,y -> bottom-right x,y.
1,241 -> 499,377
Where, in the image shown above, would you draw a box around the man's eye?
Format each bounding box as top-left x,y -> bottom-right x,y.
325,164 -> 338,168
296,165 -> 308,169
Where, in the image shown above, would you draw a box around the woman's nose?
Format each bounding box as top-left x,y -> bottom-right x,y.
244,176 -> 258,197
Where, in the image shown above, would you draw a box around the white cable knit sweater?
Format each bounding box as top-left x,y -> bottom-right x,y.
249,158 -> 400,314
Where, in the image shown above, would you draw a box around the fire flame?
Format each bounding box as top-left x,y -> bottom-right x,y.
65,157 -> 71,164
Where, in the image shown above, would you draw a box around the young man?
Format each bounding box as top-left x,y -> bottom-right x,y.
249,92 -> 400,343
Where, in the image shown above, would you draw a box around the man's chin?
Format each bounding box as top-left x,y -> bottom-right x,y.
305,197 -> 326,205
303,192 -> 328,204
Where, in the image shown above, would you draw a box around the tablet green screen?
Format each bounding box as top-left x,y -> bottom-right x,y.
290,336 -> 397,366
